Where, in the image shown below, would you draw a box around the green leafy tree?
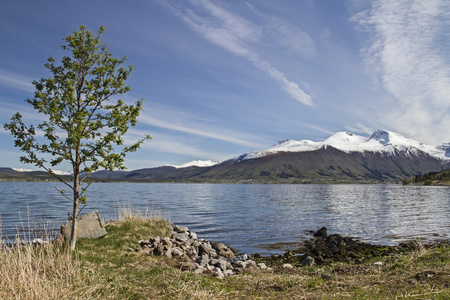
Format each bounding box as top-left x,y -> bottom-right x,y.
4,26 -> 150,250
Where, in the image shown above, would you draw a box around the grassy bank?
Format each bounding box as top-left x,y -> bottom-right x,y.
1,209 -> 449,299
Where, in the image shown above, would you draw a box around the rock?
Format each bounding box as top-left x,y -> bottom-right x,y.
209,248 -> 218,258
228,254 -> 248,263
164,247 -> 173,258
198,242 -> 212,256
313,227 -> 328,238
193,265 -> 205,274
301,256 -> 315,267
197,253 -> 210,266
171,247 -> 183,258
140,248 -> 152,255
161,237 -> 172,247
283,263 -> 293,269
60,211 -> 107,240
172,232 -> 189,242
211,242 -> 235,258
180,262 -> 199,271
173,225 -> 188,233
206,264 -> 216,272
257,263 -> 267,269
213,267 -> 224,279
283,250 -> 294,258
32,238 -> 49,245
149,236 -> 160,244
233,260 -> 256,268
217,259 -> 228,271
153,244 -> 164,256
186,247 -> 198,258
137,223 -> 242,278
245,260 -> 257,268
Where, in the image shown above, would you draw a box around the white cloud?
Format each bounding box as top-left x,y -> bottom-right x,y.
245,2 -> 316,59
165,0 -> 314,106
138,113 -> 265,149
0,70 -> 34,93
141,133 -> 212,156
352,0 -> 450,144
344,123 -> 374,136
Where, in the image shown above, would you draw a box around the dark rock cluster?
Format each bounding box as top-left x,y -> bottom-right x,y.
258,227 -> 402,267
303,231 -> 391,264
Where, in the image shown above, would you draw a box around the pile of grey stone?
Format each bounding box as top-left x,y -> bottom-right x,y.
137,224 -> 270,279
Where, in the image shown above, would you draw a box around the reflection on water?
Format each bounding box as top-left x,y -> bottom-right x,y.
0,182 -> 449,255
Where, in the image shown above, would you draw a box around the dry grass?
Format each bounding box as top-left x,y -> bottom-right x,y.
116,205 -> 166,223
0,239 -> 110,300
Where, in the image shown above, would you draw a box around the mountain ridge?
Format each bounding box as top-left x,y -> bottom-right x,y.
2,130 -> 449,183
237,130 -> 449,162
80,130 -> 450,183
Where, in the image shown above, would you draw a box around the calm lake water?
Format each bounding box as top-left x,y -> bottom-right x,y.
0,182 -> 449,255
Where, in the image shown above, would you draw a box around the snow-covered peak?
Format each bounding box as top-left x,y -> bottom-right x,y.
52,170 -> 72,176
237,130 -> 449,162
173,160 -> 219,169
324,132 -> 369,152
369,130 -> 391,146
237,139 -> 322,162
369,130 -> 421,148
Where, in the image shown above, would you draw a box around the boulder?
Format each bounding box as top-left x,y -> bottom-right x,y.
60,211 -> 107,240
211,241 -> 235,258
257,263 -> 267,269
173,225 -> 188,233
198,242 -> 212,256
301,256 -> 315,267
313,226 -> 327,238
228,254 -> 248,263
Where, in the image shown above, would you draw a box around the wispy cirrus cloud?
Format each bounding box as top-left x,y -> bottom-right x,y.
124,129 -> 223,159
245,2 -> 316,59
133,103 -> 267,149
0,70 -> 34,93
352,0 -> 450,144
164,0 -> 314,106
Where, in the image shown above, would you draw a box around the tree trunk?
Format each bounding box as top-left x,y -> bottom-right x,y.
69,174 -> 79,250
69,169 -> 80,251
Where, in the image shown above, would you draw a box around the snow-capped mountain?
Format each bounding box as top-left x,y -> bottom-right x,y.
12,129 -> 445,183
171,160 -> 219,169
237,130 -> 449,162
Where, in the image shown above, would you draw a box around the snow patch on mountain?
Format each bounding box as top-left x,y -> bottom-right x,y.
12,168 -> 34,172
12,168 -> 72,175
238,130 -> 449,162
172,160 -> 219,169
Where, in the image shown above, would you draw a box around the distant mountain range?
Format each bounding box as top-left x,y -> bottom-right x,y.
2,130 -> 449,183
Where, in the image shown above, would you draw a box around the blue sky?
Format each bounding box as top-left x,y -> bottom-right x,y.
1,0 -> 450,172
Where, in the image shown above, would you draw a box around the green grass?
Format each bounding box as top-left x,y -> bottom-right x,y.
74,211 -> 450,299
3,208 -> 449,299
